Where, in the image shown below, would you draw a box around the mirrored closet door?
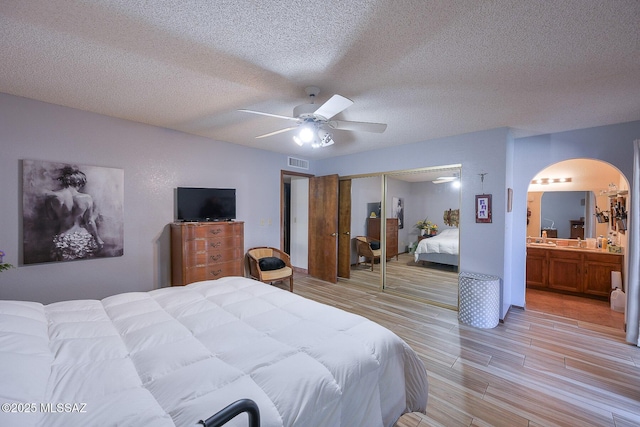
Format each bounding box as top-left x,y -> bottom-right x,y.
341,166 -> 461,310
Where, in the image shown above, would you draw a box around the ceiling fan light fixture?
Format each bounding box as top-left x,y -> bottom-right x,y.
292,135 -> 304,146
298,125 -> 315,143
318,129 -> 334,147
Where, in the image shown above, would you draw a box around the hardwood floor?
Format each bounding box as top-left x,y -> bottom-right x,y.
526,288 -> 625,329
348,252 -> 459,309
279,273 -> 640,427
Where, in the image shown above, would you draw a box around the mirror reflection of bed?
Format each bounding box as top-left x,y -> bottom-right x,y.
345,166 -> 461,310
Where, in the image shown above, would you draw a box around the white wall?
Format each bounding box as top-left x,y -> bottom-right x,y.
0,94 -> 305,303
385,177 -> 411,253
290,176 -> 309,269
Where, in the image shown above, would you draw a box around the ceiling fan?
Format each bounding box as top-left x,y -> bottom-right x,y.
239,86 -> 387,148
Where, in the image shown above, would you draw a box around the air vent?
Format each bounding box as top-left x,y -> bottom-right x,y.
288,156 -> 309,170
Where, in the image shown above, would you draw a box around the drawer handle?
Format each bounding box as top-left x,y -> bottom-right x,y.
209,229 -> 222,235
209,254 -> 222,261
209,242 -> 221,248
210,269 -> 223,277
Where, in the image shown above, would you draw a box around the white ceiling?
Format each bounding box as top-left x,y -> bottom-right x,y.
1,1 -> 639,160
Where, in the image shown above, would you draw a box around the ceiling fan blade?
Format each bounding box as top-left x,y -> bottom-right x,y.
239,109 -> 299,122
328,120 -> 387,133
313,94 -> 353,120
432,178 -> 456,184
255,126 -> 297,139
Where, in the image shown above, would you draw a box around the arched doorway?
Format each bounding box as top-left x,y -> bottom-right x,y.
525,158 -> 629,329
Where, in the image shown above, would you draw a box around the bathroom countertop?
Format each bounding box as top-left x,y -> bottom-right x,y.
526,243 -> 623,255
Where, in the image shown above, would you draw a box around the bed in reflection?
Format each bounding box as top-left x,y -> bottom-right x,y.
414,228 -> 459,267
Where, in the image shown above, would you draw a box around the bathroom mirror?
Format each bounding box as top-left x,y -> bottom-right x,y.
540,191 -> 589,239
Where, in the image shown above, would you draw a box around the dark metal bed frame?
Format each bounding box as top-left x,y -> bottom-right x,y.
199,399 -> 260,427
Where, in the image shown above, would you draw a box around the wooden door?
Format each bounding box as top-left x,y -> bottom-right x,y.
309,174 -> 339,283
338,179 -> 352,278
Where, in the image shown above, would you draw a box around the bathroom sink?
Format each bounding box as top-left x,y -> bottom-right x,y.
528,242 -> 556,247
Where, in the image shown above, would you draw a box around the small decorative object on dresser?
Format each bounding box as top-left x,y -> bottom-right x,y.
170,221 -> 244,286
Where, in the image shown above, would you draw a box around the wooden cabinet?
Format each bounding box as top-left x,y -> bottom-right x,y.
548,250 -> 582,293
367,217 -> 399,260
583,252 -> 624,298
526,246 -> 623,299
171,221 -> 244,286
525,247 -> 547,289
569,220 -> 584,239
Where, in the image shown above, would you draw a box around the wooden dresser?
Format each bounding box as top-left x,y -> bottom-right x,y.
171,221 -> 244,286
367,217 -> 399,260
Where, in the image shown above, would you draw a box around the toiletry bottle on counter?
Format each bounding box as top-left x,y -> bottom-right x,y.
542,230 -> 547,242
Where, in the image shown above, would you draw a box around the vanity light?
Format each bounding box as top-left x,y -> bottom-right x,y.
531,177 -> 572,185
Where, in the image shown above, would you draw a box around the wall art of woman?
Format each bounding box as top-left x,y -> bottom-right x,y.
22,160 -> 124,264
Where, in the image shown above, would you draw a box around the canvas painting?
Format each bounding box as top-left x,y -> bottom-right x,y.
22,160 -> 124,264
393,196 -> 404,229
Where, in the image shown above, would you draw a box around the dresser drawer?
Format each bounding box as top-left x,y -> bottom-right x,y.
185,261 -> 243,282
182,235 -> 244,253
189,246 -> 244,266
181,223 -> 243,240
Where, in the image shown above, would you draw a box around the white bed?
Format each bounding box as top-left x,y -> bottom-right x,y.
0,276 -> 428,427
414,228 -> 459,267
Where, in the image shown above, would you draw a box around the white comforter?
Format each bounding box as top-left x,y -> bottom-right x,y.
0,277 -> 428,427
414,228 -> 459,261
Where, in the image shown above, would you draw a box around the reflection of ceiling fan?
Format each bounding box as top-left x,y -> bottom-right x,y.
432,172 -> 460,184
239,86 -> 387,148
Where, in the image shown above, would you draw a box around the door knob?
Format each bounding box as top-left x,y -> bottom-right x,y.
344,231 -> 350,235
331,232 -> 337,237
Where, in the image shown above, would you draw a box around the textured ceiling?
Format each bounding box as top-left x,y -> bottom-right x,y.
1,0 -> 639,160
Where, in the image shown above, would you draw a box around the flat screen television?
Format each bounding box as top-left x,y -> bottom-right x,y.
176,187 -> 236,222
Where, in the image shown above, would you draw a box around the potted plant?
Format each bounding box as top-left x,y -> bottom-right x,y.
0,250 -> 15,273
415,219 -> 438,236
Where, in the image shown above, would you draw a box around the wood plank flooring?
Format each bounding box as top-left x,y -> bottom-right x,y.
347,252 -> 459,309
279,273 -> 640,427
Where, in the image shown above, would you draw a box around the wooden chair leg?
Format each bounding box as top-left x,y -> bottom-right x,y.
289,276 -> 293,292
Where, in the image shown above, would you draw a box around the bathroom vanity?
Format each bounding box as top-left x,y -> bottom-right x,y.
526,243 -> 623,300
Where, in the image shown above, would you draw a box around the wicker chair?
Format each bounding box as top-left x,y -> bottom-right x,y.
355,236 -> 381,271
246,247 -> 293,292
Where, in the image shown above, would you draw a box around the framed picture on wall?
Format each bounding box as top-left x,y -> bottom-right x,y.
392,197 -> 404,229
22,159 -> 124,264
476,194 -> 492,223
